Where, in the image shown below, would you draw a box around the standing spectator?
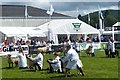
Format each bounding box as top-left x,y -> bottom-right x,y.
107,39 -> 112,57
61,44 -> 84,77
111,40 -> 115,58
89,41 -> 95,57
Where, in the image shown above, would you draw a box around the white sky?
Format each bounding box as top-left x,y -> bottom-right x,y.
0,0 -> 119,16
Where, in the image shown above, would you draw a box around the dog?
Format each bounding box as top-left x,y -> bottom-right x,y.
7,54 -> 20,68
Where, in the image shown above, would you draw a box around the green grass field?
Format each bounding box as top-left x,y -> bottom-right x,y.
0,49 -> 120,79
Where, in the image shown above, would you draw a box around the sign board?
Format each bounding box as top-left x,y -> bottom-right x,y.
0,45 -> 29,56
79,43 -> 101,50
72,23 -> 81,31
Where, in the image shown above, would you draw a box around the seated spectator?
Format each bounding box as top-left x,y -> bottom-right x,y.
79,36 -> 84,43
47,52 -> 62,73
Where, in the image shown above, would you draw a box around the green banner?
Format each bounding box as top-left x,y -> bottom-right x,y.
100,43 -> 107,49
80,43 -> 86,49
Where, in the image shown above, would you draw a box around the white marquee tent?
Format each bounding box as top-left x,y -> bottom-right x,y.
0,27 -> 46,37
0,27 -> 27,37
36,19 -> 100,44
113,22 -> 120,26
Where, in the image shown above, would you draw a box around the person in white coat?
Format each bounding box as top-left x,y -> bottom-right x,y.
61,44 -> 84,77
27,48 -> 43,71
89,41 -> 95,57
17,48 -> 28,69
47,52 -> 62,73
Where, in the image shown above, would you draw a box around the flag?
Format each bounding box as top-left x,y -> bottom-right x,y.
88,13 -> 90,24
98,5 -> 105,36
25,5 -> 29,18
98,6 -> 104,31
46,5 -> 54,16
99,10 -> 104,20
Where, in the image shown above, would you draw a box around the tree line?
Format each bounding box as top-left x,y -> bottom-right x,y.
78,10 -> 119,28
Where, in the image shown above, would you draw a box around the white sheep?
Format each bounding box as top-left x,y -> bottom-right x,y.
7,54 -> 20,68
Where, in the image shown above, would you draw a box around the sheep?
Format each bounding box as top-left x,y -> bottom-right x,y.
37,47 -> 48,53
7,54 -> 20,68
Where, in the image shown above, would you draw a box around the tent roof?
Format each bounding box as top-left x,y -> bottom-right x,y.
0,27 -> 46,37
0,27 -> 27,37
37,19 -> 99,34
113,22 -> 120,27
16,27 -> 46,37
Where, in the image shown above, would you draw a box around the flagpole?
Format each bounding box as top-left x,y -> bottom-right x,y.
98,5 -> 102,43
47,14 -> 51,41
25,4 -> 28,27
76,8 -> 79,19
25,4 -> 28,40
112,26 -> 114,41
47,4 -> 54,41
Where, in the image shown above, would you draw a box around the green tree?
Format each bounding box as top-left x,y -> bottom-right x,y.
104,15 -> 117,27
78,14 -> 82,20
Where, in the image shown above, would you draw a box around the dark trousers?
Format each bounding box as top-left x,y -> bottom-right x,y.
48,63 -> 61,73
33,63 -> 41,71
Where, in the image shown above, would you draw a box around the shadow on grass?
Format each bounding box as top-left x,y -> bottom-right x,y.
22,68 -> 49,72
50,75 -> 65,78
2,67 -> 18,69
50,74 -> 78,78
22,69 -> 36,72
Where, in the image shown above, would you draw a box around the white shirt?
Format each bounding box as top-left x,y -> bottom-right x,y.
18,53 -> 27,68
62,48 -> 83,69
107,41 -> 112,50
32,53 -> 43,69
49,56 -> 62,72
89,43 -> 94,53
111,42 -> 115,52
62,48 -> 79,63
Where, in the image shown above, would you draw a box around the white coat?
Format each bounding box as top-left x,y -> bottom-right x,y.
62,48 -> 83,69
32,53 -> 43,69
49,56 -> 62,72
18,53 -> 27,68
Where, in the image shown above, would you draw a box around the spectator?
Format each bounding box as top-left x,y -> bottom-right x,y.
89,41 -> 95,57
4,40 -> 9,46
111,40 -> 115,58
107,39 -> 113,57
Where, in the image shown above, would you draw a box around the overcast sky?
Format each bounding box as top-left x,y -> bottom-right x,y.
0,0 -> 119,16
